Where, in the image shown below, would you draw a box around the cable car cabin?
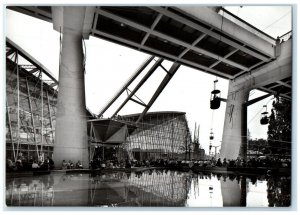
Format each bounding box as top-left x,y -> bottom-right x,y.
210,89 -> 221,109
260,111 -> 269,125
209,131 -> 214,140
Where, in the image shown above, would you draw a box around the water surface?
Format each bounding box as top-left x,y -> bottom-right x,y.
6,169 -> 291,207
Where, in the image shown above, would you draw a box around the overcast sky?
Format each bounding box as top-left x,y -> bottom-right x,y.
5,5 -> 292,154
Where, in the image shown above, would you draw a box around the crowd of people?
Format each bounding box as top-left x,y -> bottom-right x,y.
61,160 -> 83,169
7,154 -> 290,172
89,156 -> 291,170
192,157 -> 291,169
90,157 -> 152,170
6,155 -> 55,172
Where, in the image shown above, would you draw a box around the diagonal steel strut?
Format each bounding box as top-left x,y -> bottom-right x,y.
111,58 -> 164,117
97,56 -> 155,117
136,62 -> 181,123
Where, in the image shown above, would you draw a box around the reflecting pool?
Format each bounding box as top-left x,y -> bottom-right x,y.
6,170 -> 291,207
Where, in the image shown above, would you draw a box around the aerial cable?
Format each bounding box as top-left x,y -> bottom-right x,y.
209,108 -> 215,141
263,10 -> 291,31
211,109 -> 214,130
58,26 -> 62,81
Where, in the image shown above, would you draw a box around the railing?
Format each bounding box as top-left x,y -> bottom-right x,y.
279,30 -> 292,42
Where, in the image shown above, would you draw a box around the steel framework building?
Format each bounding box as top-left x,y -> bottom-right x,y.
123,112 -> 192,160
6,38 -> 195,166
6,37 -> 198,166
88,111 -> 194,161
6,38 -> 59,162
5,38 -> 95,163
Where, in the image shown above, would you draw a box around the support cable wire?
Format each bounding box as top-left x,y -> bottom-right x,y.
82,37 -> 87,74
58,27 -> 62,91
7,52 -> 19,162
210,110 -> 214,133
7,37 -> 60,161
221,133 -> 292,145
262,10 -> 291,31
16,51 -> 20,161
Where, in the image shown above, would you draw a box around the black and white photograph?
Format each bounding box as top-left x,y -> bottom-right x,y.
1,0 -> 296,213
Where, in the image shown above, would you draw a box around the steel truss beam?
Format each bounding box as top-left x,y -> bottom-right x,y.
6,38 -> 58,85
97,8 -> 248,72
91,29 -> 232,79
275,81 -> 291,89
258,87 -> 291,100
8,6 -> 52,23
136,62 -> 181,123
98,56 -> 154,117
150,7 -> 271,62
112,58 -> 164,117
246,93 -> 272,106
140,13 -> 163,47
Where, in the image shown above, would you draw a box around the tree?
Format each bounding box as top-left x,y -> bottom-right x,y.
267,97 -> 291,156
248,138 -> 269,155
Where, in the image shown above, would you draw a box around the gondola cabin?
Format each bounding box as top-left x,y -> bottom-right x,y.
210,80 -> 221,110
260,105 -> 269,125
209,130 -> 214,140
210,90 -> 221,109
260,111 -> 269,125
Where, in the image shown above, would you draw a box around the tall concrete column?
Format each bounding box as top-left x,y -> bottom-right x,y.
220,81 -> 250,160
220,40 -> 292,160
53,7 -> 88,168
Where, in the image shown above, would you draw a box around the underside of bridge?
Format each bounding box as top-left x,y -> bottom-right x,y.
7,6 -> 292,163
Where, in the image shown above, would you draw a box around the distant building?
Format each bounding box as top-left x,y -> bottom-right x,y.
6,39 -> 193,163
6,47 -> 57,162
5,39 -> 94,162
121,111 -> 192,161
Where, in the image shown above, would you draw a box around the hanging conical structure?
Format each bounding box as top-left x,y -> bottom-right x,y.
209,129 -> 214,140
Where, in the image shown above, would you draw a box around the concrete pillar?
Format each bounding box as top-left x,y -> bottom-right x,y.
54,7 -> 88,168
220,39 -> 291,160
220,80 -> 250,160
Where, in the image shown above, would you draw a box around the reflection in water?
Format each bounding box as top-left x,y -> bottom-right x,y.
267,176 -> 291,207
6,170 -> 291,207
221,176 -> 242,206
89,169 -> 191,206
6,175 -> 55,206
